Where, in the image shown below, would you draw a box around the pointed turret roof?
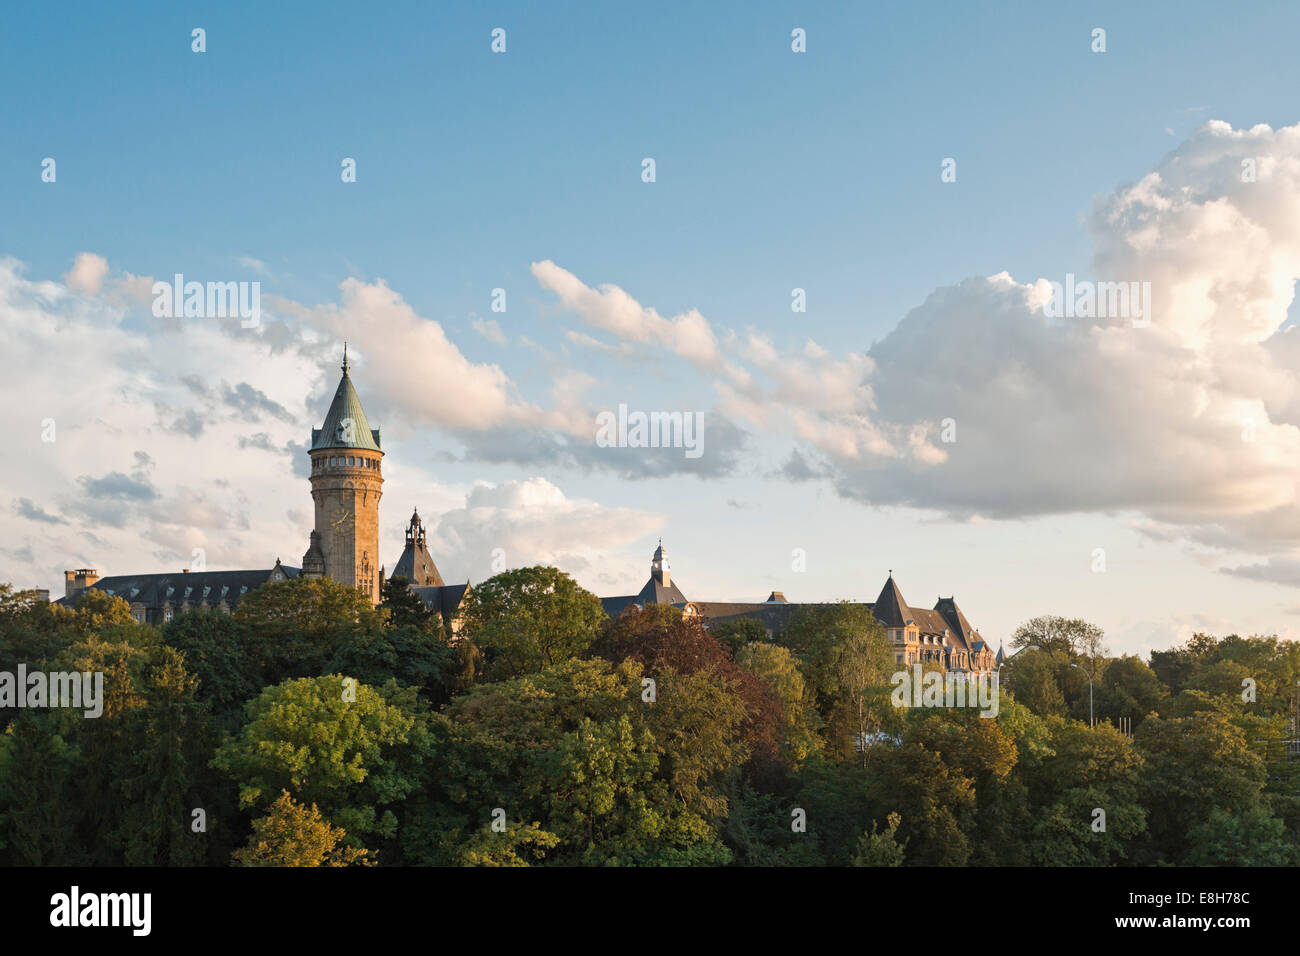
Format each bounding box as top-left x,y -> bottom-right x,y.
311,345 -> 382,452
873,572 -> 912,627
391,507 -> 445,587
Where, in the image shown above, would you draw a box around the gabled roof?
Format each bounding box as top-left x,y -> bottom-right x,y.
634,576 -> 688,607
909,608 -> 953,638
61,565 -> 298,609
602,576 -> 690,620
935,596 -> 974,641
310,357 -> 381,452
693,601 -> 809,634
873,574 -> 911,627
411,582 -> 470,619
601,595 -> 637,618
391,542 -> 445,587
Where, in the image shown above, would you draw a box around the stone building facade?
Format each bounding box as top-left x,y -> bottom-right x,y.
602,544 -> 997,676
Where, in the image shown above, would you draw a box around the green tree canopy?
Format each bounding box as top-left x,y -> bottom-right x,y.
213,675 -> 427,848
456,566 -> 606,680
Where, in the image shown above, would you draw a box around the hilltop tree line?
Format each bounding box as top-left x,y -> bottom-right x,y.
0,570 -> 1297,866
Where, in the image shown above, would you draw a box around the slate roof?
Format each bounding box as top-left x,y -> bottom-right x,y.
411,583 -> 470,620
602,575 -> 689,619
391,541 -> 445,587
692,601 -> 811,634
60,565 -> 299,610
391,545 -> 445,587
310,357 -> 382,452
873,575 -> 911,627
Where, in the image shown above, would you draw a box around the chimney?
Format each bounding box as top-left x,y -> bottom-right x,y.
64,568 -> 99,599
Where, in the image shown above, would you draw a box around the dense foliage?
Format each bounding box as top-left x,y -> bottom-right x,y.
1,576 -> 1297,866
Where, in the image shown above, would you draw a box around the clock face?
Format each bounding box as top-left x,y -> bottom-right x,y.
331,508 -> 353,531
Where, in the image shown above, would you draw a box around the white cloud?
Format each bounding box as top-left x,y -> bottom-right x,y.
532,259 -> 734,378
277,278 -> 516,431
471,316 -> 508,346
0,257 -> 322,589
238,256 -> 271,276
430,477 -> 663,589
529,121 -> 1300,580
63,252 -> 109,295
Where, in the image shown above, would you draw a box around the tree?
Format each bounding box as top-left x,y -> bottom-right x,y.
111,645 -> 212,865
0,715 -> 82,865
160,609 -> 261,728
1002,648 -> 1067,717
456,567 -> 606,680
1010,615 -> 1107,666
326,624 -> 466,707
850,813 -> 907,866
595,605 -> 785,768
737,642 -> 822,764
213,675 -> 426,848
380,575 -> 434,631
234,577 -> 382,684
710,617 -> 768,656
865,742 -> 977,866
418,658 -> 741,866
771,603 -> 894,761
56,588 -> 138,635
1135,711 -> 1268,863
719,783 -> 823,866
1016,718 -> 1147,866
1185,806 -> 1299,866
909,707 -> 1025,863
232,791 -> 372,867
0,585 -> 78,669
1094,655 -> 1166,731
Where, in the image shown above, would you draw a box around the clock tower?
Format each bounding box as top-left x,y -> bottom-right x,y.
301,345 -> 384,604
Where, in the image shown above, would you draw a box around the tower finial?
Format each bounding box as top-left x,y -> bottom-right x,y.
342,342 -> 350,374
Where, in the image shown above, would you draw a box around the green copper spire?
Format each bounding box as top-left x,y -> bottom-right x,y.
310,347 -> 382,452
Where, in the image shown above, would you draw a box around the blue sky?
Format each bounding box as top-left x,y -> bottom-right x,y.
7,1 -> 1300,653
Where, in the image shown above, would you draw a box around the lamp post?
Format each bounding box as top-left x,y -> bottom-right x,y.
1071,661 -> 1095,728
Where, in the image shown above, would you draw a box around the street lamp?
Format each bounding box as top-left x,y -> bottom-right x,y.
1071,662 -> 1095,728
